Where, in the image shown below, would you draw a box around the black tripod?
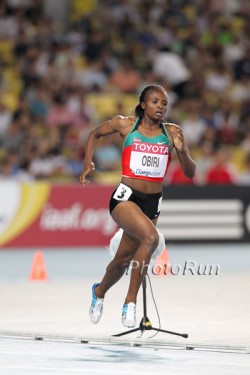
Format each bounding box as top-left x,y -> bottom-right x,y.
112,276 -> 188,338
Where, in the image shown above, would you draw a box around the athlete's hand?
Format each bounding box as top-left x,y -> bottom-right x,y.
79,162 -> 95,185
172,126 -> 185,152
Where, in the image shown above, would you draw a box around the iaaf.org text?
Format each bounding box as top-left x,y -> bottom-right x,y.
126,260 -> 220,276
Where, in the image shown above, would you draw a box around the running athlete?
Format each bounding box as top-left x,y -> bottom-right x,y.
80,84 -> 196,328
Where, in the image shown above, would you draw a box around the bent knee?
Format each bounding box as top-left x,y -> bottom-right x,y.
142,229 -> 159,253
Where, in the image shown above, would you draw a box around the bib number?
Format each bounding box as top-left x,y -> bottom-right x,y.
113,183 -> 132,201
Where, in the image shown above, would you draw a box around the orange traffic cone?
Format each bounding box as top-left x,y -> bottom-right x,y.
29,251 -> 48,281
154,247 -> 171,276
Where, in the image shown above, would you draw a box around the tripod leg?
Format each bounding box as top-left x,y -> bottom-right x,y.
150,326 -> 188,338
112,327 -> 141,337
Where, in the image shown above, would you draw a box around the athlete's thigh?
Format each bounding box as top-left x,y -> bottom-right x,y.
111,201 -> 156,242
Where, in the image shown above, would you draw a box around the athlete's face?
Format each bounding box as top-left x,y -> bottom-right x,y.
141,89 -> 168,121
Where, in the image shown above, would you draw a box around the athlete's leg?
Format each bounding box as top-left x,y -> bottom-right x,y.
109,226 -> 165,260
95,230 -> 139,298
125,216 -> 158,304
110,201 -> 159,304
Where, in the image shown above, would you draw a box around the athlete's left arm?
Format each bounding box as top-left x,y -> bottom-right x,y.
168,124 -> 196,178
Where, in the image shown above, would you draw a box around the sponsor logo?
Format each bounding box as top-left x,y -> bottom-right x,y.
133,141 -> 169,154
40,203 -> 116,235
135,169 -> 161,177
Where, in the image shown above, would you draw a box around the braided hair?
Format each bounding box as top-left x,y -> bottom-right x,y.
134,84 -> 167,118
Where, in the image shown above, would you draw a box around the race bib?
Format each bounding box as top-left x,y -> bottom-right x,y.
113,183 -> 132,201
130,141 -> 169,178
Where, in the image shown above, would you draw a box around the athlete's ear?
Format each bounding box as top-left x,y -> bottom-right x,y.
141,102 -> 146,110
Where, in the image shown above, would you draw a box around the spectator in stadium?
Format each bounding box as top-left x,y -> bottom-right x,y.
93,134 -> 121,172
193,140 -> 214,185
46,93 -> 75,128
238,153 -> 250,185
205,146 -> 236,184
79,84 -> 196,328
109,60 -> 142,93
167,152 -> 195,186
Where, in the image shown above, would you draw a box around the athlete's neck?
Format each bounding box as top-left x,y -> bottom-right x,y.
140,117 -> 161,130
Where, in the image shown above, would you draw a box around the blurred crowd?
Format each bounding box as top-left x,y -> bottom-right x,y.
1,0 -> 250,185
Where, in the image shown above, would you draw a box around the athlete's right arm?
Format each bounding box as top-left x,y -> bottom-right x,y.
79,116 -> 132,185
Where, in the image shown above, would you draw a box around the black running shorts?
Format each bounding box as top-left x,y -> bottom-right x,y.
109,182 -> 162,220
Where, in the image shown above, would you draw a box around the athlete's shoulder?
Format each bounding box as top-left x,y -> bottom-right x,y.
111,116 -> 136,136
165,122 -> 181,130
165,122 -> 181,136
112,115 -> 136,124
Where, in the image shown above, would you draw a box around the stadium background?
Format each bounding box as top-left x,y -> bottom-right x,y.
0,0 -> 250,246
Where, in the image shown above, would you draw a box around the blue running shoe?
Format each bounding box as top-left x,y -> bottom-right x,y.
89,283 -> 104,324
122,302 -> 136,328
